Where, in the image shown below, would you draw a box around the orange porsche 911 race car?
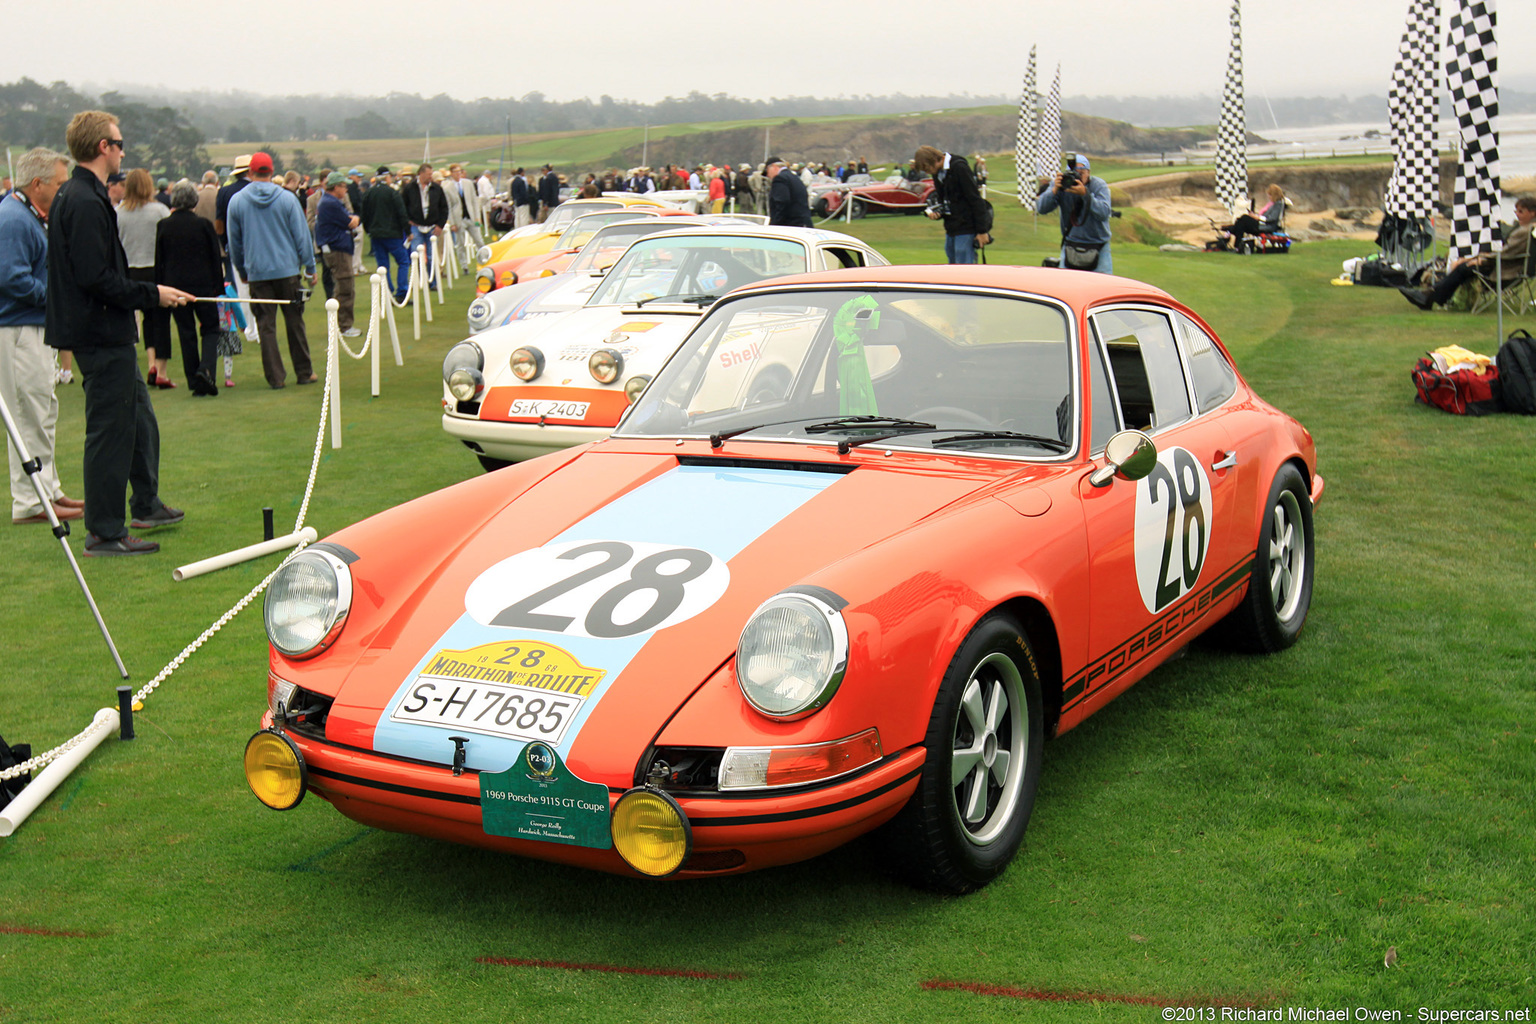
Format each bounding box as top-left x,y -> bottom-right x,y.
246,265 -> 1321,893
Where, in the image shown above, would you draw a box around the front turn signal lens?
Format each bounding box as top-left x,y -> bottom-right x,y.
244,730 -> 307,810
611,788 -> 690,877
719,728 -> 883,791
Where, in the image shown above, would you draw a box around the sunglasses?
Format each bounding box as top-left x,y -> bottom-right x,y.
105,139 -> 124,150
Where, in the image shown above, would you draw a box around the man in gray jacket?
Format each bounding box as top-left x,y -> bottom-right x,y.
227,150 -> 317,388
1037,154 -> 1114,274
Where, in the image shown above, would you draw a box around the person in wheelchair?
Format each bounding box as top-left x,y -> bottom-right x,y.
1215,184 -> 1287,250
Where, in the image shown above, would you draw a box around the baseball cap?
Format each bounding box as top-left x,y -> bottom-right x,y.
1068,153 -> 1091,170
348,167 -> 363,177
248,152 -> 273,174
765,155 -> 785,168
376,165 -> 391,176
325,171 -> 348,187
233,153 -> 252,173
106,171 -> 126,184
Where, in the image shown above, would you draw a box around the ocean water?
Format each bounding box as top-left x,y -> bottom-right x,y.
1258,113 -> 1536,179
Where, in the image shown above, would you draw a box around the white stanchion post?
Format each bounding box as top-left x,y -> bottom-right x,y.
326,298 -> 342,449
445,229 -> 460,285
380,268 -> 402,366
370,273 -> 381,396
412,248 -> 423,340
432,235 -> 446,306
0,707 -> 117,837
173,527 -> 319,582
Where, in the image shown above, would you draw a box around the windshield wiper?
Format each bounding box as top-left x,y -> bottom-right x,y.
929,430 -> 1071,452
634,293 -> 719,308
801,415 -> 937,434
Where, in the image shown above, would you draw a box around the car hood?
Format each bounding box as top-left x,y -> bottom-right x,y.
319,448 -> 994,785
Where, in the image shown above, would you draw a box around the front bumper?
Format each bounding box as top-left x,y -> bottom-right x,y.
264,720 -> 925,878
442,413 -> 611,463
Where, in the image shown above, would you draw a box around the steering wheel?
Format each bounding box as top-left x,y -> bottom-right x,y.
913,406 -> 992,430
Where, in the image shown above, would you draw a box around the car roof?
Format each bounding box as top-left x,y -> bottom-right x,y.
624,223 -> 874,247
724,264 -> 1177,307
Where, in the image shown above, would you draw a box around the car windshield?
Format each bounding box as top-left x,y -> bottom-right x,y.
568,221 -> 698,274
616,289 -> 1076,457
587,235 -> 807,307
543,202 -> 623,233
554,211 -> 658,250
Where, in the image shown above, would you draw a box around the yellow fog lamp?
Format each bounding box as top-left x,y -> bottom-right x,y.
244,730 -> 308,810
611,788 -> 690,877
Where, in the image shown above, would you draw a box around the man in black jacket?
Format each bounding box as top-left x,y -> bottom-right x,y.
537,165 -> 561,223
46,110 -> 194,556
912,145 -> 991,264
766,156 -> 813,228
360,167 -> 410,301
400,163 -> 447,286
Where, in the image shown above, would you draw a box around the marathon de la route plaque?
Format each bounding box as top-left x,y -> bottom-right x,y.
480,741 -> 611,848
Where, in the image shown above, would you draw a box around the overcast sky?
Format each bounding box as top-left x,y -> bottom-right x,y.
20,0 -> 1533,106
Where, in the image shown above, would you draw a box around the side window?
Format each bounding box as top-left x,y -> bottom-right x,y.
1176,313 -> 1238,413
822,247 -> 866,270
1090,309 -> 1191,433
1087,333 -> 1120,453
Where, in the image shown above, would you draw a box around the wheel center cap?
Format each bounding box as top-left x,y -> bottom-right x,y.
983,732 -> 998,767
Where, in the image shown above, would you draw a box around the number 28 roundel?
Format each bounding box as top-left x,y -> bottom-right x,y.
465,539 -> 731,639
1132,447 -> 1214,614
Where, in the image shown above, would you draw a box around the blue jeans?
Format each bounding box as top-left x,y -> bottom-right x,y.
946,233 -> 978,265
409,226 -> 437,286
1061,243 -> 1113,274
373,236 -> 411,299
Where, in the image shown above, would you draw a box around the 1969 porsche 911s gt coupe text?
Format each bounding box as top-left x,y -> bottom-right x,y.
247,265 -> 1321,893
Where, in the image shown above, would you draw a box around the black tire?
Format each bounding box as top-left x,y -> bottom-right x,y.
477,454 -> 514,473
879,614 -> 1044,894
813,197 -> 829,217
848,198 -> 867,220
1213,462 -> 1314,653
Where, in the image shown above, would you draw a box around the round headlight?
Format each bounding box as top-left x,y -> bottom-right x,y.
510,346 -> 544,382
244,730 -> 307,810
474,270 -> 494,295
736,593 -> 849,720
611,788 -> 690,877
448,366 -> 484,402
264,550 -> 352,659
476,244 -> 492,265
467,297 -> 493,330
624,374 -> 652,404
589,348 -> 623,385
442,340 -> 483,384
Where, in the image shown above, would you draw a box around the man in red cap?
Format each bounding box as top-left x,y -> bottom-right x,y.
225,150 -> 317,388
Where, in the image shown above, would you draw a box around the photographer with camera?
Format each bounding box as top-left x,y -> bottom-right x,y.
1037,154 -> 1113,273
912,145 -> 990,265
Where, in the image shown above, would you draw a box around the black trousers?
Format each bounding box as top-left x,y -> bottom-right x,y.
73,345 -> 164,540
152,302 -> 220,384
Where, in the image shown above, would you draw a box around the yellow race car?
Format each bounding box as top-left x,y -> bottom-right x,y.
479,196 -> 669,266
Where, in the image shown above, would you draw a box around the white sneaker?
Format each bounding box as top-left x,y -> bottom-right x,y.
341,327 -> 361,337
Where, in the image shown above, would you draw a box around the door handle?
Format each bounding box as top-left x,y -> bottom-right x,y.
1211,450 -> 1237,471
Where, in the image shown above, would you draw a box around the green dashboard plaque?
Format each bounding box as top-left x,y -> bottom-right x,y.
480,742 -> 612,848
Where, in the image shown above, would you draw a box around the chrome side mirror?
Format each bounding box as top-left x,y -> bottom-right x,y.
1089,430 -> 1157,487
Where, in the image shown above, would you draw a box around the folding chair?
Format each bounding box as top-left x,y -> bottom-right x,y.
1470,243 -> 1536,316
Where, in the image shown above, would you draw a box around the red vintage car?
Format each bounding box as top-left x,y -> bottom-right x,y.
247,265 -> 1321,893
815,174 -> 936,219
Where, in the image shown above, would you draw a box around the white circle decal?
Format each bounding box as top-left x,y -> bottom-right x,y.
465,539 -> 730,639
1133,447 -> 1214,614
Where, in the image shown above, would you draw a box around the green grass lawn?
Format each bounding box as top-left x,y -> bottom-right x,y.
2,201 -> 1533,1022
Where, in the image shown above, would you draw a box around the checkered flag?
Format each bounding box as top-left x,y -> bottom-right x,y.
1037,64 -> 1062,181
1387,0 -> 1441,221
1446,0 -> 1499,264
1214,0 -> 1248,220
1015,48 -> 1039,206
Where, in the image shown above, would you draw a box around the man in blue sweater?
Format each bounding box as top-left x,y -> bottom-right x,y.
1037,154 -> 1114,274
316,171 -> 361,337
227,151 -> 317,389
1,147 -> 84,525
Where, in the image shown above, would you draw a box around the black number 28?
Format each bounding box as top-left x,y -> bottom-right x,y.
490,542 -> 713,638
1146,449 -> 1207,610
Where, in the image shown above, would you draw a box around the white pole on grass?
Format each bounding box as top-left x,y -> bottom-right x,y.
432,235 -> 446,305
0,708 -> 116,837
326,298 -> 342,449
370,273 -> 381,396
412,248 -> 423,340
378,268 -> 402,366
172,527 -> 318,582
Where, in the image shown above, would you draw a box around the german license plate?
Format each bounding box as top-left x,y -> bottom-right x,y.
390,680 -> 583,745
508,398 -> 590,419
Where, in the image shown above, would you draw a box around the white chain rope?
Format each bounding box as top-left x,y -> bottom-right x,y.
388,247 -> 421,310
337,280 -> 376,362
0,318 -> 341,783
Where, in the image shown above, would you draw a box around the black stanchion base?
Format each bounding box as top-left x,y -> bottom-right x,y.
116,687 -> 135,741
